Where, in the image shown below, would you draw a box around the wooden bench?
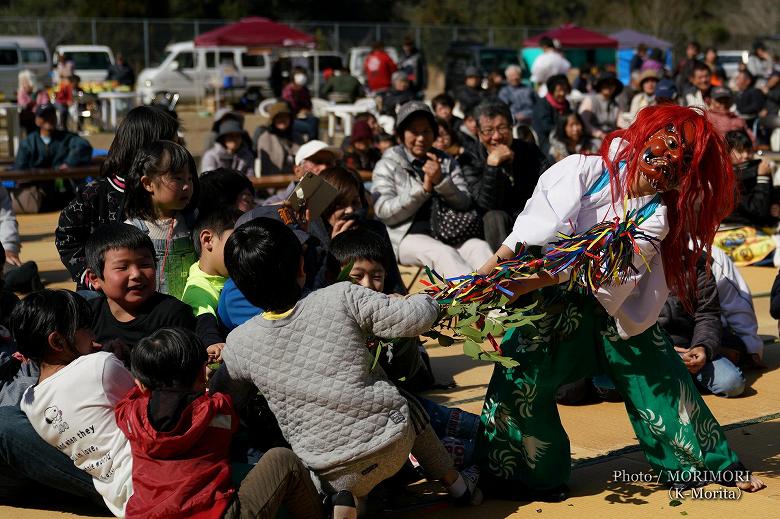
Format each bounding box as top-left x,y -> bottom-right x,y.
0,164 -> 101,183
251,170 -> 373,190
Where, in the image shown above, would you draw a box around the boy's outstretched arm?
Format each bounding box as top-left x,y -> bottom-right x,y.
344,283 -> 440,339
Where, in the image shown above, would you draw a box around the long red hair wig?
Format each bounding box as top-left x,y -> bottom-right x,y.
599,105 -> 735,308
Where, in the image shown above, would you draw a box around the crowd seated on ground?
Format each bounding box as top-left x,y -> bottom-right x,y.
2,35 -> 780,519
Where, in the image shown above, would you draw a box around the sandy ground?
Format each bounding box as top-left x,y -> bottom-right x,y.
2,112 -> 779,517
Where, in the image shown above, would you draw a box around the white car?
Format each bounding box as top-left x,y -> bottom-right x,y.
136,41 -> 272,103
55,45 -> 115,83
349,46 -> 400,84
0,36 -> 51,98
714,50 -> 748,80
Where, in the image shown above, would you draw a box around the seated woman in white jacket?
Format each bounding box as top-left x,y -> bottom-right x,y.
371,101 -> 492,278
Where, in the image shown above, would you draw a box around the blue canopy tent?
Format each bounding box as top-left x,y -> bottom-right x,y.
610,29 -> 673,86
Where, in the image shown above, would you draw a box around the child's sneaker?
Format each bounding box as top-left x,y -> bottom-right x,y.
332,490 -> 358,519
447,465 -> 483,506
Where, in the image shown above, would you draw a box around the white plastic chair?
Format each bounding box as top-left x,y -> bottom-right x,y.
257,97 -> 278,118
310,97 -> 332,119
353,97 -> 378,115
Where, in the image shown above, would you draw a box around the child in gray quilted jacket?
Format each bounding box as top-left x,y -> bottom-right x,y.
215,217 -> 482,516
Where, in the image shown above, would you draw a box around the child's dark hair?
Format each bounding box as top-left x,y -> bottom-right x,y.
131,328 -> 207,390
193,206 -> 243,256
554,111 -> 589,145
224,218 -> 302,311
101,106 -> 180,179
9,289 -> 92,363
124,140 -> 199,220
431,93 -> 455,110
198,167 -> 255,216
377,132 -> 395,144
330,228 -> 392,274
725,130 -> 753,153
86,223 -> 156,279
435,117 -> 460,145
546,74 -> 571,94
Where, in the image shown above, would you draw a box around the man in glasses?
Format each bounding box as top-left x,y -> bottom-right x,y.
460,101 -> 548,249
264,140 -> 342,205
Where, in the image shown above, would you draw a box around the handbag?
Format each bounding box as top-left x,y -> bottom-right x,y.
430,195 -> 484,246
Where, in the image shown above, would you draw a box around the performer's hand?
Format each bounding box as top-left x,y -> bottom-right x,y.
478,245 -> 515,276
681,346 -> 707,374
499,271 -> 559,304
486,144 -> 514,166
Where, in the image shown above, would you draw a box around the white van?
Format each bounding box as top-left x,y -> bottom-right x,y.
0,36 -> 51,99
54,45 -> 115,83
136,41 -> 272,103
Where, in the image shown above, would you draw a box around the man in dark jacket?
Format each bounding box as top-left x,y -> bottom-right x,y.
461,101 -> 548,249
12,104 -> 92,213
15,104 -> 92,171
381,72 -> 416,116
658,256 -> 746,397
733,70 -> 766,128
399,37 -> 427,95
106,54 -> 135,87
450,66 -> 485,113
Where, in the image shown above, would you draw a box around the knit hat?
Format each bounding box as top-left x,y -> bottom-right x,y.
350,120 -> 373,144
395,100 -> 438,138
711,86 -> 733,101
655,79 -> 677,99
216,119 -> 244,141
464,66 -> 480,78
391,71 -> 408,83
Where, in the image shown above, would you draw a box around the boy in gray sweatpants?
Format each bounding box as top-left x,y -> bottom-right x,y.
215,217 -> 482,516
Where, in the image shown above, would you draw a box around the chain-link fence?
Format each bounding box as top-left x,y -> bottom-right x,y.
0,16 -> 772,73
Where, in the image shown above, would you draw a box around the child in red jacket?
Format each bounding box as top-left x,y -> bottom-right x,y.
115,327 -> 324,519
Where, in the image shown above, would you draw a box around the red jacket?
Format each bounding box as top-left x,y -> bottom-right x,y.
115,387 -> 238,519
364,50 -> 397,92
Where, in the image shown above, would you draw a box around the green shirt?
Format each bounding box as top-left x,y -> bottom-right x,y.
181,261 -> 227,317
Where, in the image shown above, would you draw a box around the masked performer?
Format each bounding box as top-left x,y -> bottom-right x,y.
473,105 -> 765,496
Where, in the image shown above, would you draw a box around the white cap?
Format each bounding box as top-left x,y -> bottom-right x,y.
294,140 -> 342,166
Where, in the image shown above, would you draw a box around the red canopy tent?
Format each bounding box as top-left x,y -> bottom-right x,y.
194,17 -> 315,48
523,24 -> 618,49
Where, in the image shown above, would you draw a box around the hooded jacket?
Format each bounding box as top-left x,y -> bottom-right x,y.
200,142 -> 255,177
115,386 -> 237,519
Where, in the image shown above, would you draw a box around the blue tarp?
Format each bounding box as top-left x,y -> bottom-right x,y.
611,30 -> 673,86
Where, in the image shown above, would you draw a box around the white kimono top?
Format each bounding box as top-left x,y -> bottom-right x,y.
503,146 -> 670,339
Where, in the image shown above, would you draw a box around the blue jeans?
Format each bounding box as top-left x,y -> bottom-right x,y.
593,355 -> 746,400
695,356 -> 746,397
0,405 -> 104,506
417,397 -> 480,469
